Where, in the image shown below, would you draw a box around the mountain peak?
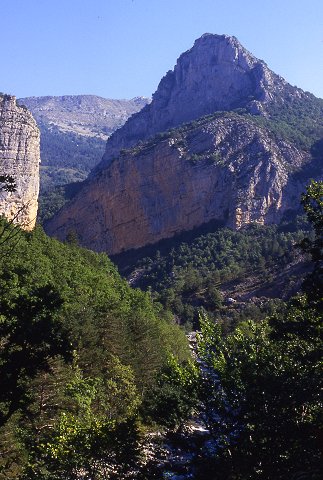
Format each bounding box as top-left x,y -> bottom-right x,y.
95,33 -> 289,170
46,34 -> 322,254
193,32 -> 247,49
179,33 -> 261,73
195,32 -> 238,42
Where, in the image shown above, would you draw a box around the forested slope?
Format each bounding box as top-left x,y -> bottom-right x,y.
113,218 -> 313,329
0,181 -> 321,480
0,222 -> 189,479
137,181 -> 323,479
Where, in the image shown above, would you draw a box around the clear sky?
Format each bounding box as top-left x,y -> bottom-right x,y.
1,0 -> 322,100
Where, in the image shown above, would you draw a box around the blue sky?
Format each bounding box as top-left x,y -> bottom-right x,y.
1,0 -> 323,99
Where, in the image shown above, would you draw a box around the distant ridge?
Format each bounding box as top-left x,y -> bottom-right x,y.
19,95 -> 150,193
19,95 -> 150,140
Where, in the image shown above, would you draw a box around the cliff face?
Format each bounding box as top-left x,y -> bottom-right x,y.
46,114 -> 307,254
46,34 -> 321,254
95,33 -> 305,172
0,95 -> 40,230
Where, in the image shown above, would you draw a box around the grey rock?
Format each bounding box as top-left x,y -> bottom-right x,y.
46,114 -> 308,254
96,33 -> 306,171
45,34 -> 320,253
0,95 -> 40,230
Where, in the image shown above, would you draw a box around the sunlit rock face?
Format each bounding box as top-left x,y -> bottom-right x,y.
46,114 -> 307,254
0,95 -> 40,230
94,33 -> 300,172
45,34 -> 316,253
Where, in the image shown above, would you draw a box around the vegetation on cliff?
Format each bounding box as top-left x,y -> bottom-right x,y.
39,123 -> 106,190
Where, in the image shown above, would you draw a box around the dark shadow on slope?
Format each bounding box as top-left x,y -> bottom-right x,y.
111,218 -> 226,276
39,181 -> 85,225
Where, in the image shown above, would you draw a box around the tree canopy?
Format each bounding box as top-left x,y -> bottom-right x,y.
0,221 -> 189,479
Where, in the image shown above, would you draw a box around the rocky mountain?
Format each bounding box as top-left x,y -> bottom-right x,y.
18,95 -> 150,191
19,95 -> 150,140
0,94 -> 40,230
95,34 -> 310,172
46,34 -> 323,254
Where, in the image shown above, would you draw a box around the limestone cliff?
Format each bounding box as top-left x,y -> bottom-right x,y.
46,34 -> 322,253
95,33 -> 306,172
46,113 -> 308,254
0,95 -> 40,229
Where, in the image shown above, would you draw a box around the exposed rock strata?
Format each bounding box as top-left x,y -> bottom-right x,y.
46,34 -> 319,253
95,33 -> 306,172
0,95 -> 40,229
46,115 -> 307,254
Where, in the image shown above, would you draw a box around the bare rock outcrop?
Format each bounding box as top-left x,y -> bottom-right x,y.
95,33 -> 305,172
45,34 -> 320,253
0,95 -> 40,230
46,114 -> 307,254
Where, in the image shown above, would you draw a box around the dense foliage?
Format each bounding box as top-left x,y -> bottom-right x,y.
147,181 -> 323,479
115,222 -> 310,328
300,180 -> 323,307
37,123 -> 106,224
196,297 -> 322,479
0,175 -> 16,193
37,183 -> 83,225
39,123 -> 106,191
0,223 -> 189,479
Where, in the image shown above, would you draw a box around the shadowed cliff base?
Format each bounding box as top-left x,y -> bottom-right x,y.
111,218 -> 226,274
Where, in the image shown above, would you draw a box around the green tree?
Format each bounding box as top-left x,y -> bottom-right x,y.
197,308 -> 322,479
0,175 -> 16,193
142,355 -> 200,429
300,180 -> 323,307
0,285 -> 71,427
24,359 -> 142,480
